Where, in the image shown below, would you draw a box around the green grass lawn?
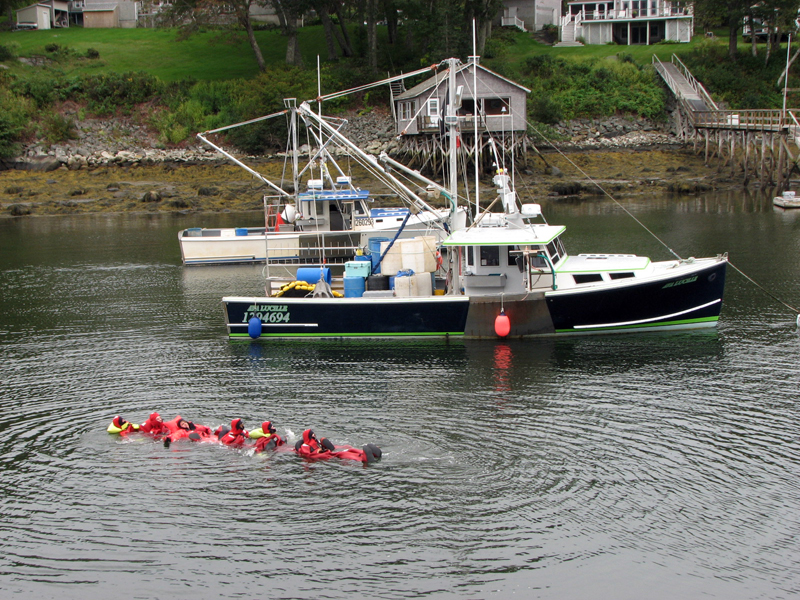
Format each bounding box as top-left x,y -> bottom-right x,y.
0,26 -> 333,81
485,28 -> 746,74
0,24 -> 761,84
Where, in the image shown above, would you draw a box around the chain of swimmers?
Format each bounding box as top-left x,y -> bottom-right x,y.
107,413 -> 382,464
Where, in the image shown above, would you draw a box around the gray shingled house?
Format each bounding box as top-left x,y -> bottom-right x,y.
392,58 -> 531,138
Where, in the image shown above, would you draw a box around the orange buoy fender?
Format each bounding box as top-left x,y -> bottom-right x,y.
495,310 -> 510,337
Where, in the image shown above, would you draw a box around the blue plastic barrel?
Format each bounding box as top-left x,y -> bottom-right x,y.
235,228 -> 248,236
343,276 -> 366,298
355,254 -> 371,262
368,237 -> 390,275
296,267 -> 331,285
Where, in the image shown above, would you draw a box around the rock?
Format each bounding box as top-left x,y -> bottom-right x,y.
8,204 -> 32,216
25,156 -> 61,172
197,186 -> 220,196
142,190 -> 161,203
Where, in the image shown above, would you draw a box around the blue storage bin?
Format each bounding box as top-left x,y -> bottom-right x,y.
343,276 -> 366,298
296,267 -> 331,285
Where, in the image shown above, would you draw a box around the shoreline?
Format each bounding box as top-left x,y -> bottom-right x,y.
0,113 -> 756,218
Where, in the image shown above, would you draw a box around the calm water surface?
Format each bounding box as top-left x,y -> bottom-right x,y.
1,191 -> 799,599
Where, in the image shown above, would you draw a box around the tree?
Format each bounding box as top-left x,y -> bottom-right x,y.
159,0 -> 266,71
273,0 -> 307,66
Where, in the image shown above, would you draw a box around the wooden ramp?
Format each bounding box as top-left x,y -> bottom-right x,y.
652,54 -> 717,113
653,54 -> 800,190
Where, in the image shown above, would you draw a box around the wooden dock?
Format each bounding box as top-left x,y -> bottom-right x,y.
654,54 -> 800,189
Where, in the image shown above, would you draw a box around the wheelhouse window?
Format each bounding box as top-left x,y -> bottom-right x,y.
480,246 -> 500,267
573,273 -> 604,284
610,272 -> 635,280
546,237 -> 565,265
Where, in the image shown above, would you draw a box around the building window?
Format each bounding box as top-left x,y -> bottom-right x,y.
399,101 -> 416,121
427,98 -> 440,118
483,97 -> 510,116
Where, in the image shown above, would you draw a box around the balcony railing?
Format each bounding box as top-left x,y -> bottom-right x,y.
415,113 -> 519,133
567,6 -> 692,21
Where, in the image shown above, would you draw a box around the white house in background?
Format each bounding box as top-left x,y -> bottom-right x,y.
500,0 -> 561,32
560,0 -> 693,45
16,0 -> 69,29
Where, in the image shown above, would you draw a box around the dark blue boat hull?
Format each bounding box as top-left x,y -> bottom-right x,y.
223,259 -> 727,339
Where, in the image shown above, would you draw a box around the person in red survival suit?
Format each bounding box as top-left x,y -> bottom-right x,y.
296,429 -> 335,454
163,415 -> 199,447
219,418 -> 249,446
253,421 -> 285,453
140,412 -> 168,436
107,415 -> 141,436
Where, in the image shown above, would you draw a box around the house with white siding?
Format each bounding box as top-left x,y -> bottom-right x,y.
560,0 -> 693,45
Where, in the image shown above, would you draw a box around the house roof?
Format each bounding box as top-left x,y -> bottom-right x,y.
16,3 -> 51,12
395,62 -> 531,101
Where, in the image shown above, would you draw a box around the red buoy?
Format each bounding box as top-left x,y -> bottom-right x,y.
495,310 -> 511,337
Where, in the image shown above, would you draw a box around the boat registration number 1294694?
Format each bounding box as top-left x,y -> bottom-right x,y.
241,304 -> 290,323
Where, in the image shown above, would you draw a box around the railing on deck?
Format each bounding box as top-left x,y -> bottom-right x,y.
501,16 -> 526,31
670,54 -> 718,110
691,109 -> 798,130
568,5 -> 692,21
416,113 -> 516,133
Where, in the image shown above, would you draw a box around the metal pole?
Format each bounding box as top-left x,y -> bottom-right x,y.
784,34 -> 791,126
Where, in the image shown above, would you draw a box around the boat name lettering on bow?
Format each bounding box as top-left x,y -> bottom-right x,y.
662,276 -> 698,289
242,305 -> 290,323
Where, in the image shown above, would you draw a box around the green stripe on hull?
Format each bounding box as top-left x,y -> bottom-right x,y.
555,316 -> 719,334
230,331 -> 466,339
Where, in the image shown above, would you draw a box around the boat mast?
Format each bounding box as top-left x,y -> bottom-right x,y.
285,98 -> 299,197
472,20 -> 480,221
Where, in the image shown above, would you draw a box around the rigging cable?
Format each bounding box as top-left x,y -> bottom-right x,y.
525,119 -> 800,320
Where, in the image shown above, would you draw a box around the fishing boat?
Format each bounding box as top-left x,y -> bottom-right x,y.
773,190 -> 800,209
222,58 -> 727,339
180,93 -> 461,267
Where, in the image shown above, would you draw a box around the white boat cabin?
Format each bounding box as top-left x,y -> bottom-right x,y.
294,176 -> 374,232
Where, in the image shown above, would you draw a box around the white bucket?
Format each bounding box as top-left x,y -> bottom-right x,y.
379,241 -> 404,276
402,237 -> 437,273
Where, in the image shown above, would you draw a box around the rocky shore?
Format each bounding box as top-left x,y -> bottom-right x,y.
0,110 -> 727,218
6,110 -> 678,172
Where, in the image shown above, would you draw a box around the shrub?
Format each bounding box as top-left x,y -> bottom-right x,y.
0,45 -> 15,61
528,95 -> 563,124
86,48 -> 100,60
41,113 -> 78,144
